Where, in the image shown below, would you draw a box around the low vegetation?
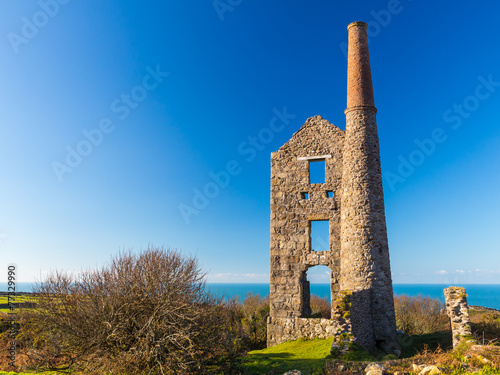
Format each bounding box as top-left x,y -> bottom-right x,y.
1,249 -> 499,374
394,294 -> 450,335
0,295 -> 37,314
4,247 -> 242,374
470,306 -> 500,345
309,295 -> 332,319
241,337 -> 334,374
242,336 -> 500,374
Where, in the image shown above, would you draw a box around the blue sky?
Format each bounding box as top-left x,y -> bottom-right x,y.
0,1 -> 499,285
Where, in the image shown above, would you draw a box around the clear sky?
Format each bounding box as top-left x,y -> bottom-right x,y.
1,1 -> 499,285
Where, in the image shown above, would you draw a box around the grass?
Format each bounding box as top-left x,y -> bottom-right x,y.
240,337 -> 334,374
0,295 -> 36,304
240,333 -> 498,374
0,295 -> 37,313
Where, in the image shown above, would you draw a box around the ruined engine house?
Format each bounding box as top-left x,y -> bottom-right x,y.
267,21 -> 399,354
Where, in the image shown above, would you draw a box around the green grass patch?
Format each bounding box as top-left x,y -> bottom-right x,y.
0,294 -> 38,314
240,337 -> 333,374
0,295 -> 36,304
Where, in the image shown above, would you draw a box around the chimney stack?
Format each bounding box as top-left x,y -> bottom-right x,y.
340,21 -> 399,354
346,21 -> 375,112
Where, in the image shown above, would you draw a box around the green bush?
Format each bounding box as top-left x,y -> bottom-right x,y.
238,293 -> 269,349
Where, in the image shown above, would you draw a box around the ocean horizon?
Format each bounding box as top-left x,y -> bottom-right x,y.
206,283 -> 500,311
4,282 -> 499,310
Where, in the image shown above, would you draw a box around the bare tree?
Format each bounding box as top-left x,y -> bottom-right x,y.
21,246 -> 237,374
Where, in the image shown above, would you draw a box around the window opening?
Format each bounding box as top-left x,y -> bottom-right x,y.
309,160 -> 325,184
310,220 -> 329,252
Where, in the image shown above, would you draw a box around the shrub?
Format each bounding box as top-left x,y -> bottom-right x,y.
0,313 -> 10,334
20,246 -> 238,374
238,293 -> 269,349
394,294 -> 449,335
222,293 -> 331,351
310,295 -> 331,319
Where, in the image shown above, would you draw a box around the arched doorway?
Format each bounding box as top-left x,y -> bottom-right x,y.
300,265 -> 332,318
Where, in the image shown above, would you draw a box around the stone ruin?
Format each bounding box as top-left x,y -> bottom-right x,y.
267,21 -> 399,355
444,286 -> 473,348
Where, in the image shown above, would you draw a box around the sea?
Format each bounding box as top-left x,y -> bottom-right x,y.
207,283 -> 500,311
3,282 -> 500,310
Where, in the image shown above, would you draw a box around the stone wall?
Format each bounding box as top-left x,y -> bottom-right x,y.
444,286 -> 473,348
269,115 -> 344,326
268,290 -> 354,347
267,317 -> 342,345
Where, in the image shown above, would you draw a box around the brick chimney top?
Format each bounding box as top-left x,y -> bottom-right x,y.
347,21 -> 368,30
345,21 -> 376,114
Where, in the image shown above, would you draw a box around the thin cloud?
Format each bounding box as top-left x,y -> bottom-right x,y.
474,269 -> 500,275
307,273 -> 330,282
